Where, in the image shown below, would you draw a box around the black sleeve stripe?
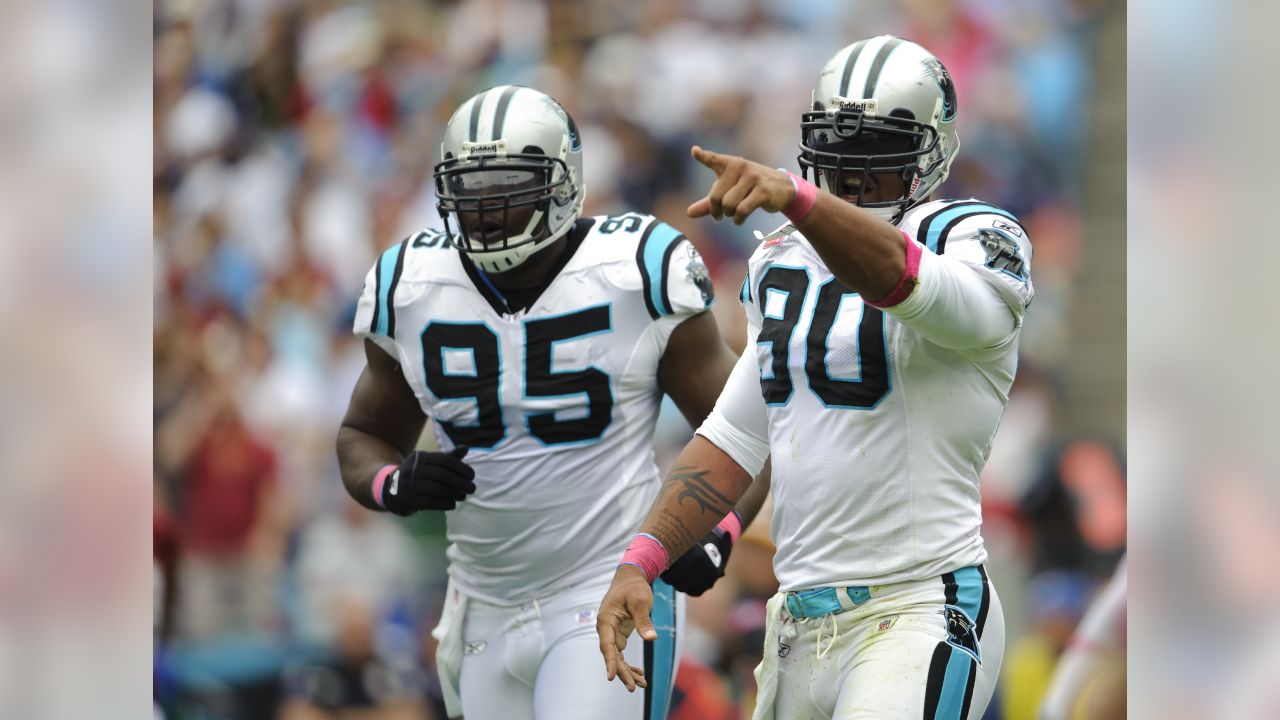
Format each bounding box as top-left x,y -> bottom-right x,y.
914,201 -> 992,252
935,212 -> 997,255
915,201 -> 1025,255
635,218 -> 661,320
369,253 -> 384,335
385,238 -> 410,338
657,236 -> 684,317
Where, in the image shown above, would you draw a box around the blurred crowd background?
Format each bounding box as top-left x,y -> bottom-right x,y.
152,0 -> 1126,718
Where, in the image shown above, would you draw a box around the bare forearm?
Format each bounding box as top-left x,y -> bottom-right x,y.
731,459 -> 771,529
336,425 -> 404,510
640,435 -> 754,558
793,191 -> 905,299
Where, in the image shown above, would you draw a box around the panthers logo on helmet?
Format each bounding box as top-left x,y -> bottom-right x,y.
922,57 -> 957,122
542,96 -> 582,151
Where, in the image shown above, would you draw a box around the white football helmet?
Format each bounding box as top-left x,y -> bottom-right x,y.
799,36 -> 960,223
434,86 -> 585,273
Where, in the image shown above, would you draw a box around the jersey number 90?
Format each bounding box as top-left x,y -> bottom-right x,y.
756,266 -> 890,409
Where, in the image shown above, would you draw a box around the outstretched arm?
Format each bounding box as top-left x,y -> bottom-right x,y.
686,145 -> 1022,350
686,145 -> 903,300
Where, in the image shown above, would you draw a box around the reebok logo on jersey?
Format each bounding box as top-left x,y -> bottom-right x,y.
992,219 -> 1023,237
464,641 -> 487,655
754,224 -> 795,249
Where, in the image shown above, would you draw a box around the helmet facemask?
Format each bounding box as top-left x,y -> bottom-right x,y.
434,141 -> 576,273
798,105 -> 942,224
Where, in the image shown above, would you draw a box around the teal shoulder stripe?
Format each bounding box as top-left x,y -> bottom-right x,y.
641,222 -> 684,317
739,274 -> 751,304
649,579 -> 677,720
374,242 -> 405,336
924,203 -> 1016,253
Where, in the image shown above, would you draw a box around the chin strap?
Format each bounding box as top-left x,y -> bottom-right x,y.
862,205 -> 902,223
466,209 -> 573,273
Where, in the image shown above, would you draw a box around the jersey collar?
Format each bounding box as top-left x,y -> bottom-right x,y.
458,217 -> 595,316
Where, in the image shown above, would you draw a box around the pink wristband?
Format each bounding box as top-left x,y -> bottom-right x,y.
783,171 -> 819,223
371,464 -> 397,509
717,511 -> 744,544
865,229 -> 923,308
620,533 -> 670,584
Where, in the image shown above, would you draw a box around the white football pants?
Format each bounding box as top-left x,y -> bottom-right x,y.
753,565 -> 1005,720
436,573 -> 684,720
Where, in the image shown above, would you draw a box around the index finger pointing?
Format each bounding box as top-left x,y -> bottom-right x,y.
691,145 -> 727,174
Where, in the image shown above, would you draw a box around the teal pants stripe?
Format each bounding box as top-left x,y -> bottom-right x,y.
645,579 -> 676,720
926,566 -> 987,719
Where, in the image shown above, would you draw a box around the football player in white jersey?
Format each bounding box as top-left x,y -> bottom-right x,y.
336,86 -> 770,720
597,37 -> 1033,720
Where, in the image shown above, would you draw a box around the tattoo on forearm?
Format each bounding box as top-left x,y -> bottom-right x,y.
668,466 -> 735,516
652,509 -> 696,556
644,465 -> 735,555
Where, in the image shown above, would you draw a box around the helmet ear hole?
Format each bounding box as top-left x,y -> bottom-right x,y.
522,145 -> 544,155
888,108 -> 915,120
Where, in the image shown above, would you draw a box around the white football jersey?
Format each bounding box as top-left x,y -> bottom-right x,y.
353,214 -> 715,604
703,199 -> 1034,591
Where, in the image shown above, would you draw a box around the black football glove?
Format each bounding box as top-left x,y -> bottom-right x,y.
660,513 -> 739,596
379,446 -> 476,516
